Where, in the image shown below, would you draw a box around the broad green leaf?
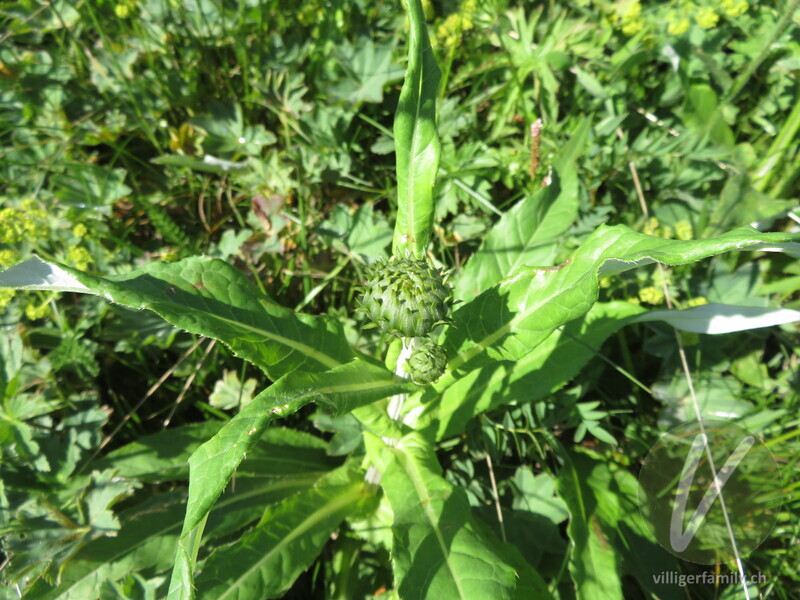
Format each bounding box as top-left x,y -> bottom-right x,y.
374,432 -> 519,600
169,359 -> 413,597
680,83 -> 734,149
92,424 -> 334,483
556,451 -> 622,600
195,463 -> 372,600
191,100 -> 277,156
454,170 -> 579,301
442,225 -> 799,376
330,38 -> 404,104
574,451 -> 684,600
36,467 -> 313,598
392,0 -> 441,258
209,369 -> 258,411
51,165 -> 132,211
469,517 -> 553,600
91,422 -> 222,482
28,467 -> 325,600
317,203 -> 393,261
0,256 -> 352,380
633,303 -> 800,333
407,225 -> 798,438
407,301 -> 644,439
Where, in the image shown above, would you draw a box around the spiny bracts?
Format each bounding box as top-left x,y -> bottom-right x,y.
404,337 -> 447,385
357,256 -> 453,338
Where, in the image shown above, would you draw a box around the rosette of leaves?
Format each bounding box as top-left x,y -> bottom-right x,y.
404,336 -> 447,385
356,255 -> 453,338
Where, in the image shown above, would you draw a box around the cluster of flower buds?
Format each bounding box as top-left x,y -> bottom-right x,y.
403,337 -> 448,385
357,255 -> 453,384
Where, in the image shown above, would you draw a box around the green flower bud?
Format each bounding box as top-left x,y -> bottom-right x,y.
357,256 -> 453,338
404,337 -> 447,385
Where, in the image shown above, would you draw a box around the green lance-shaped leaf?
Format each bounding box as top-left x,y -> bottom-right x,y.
453,166 -> 580,301
409,301 -> 645,440
569,450 -> 684,600
556,449 -> 623,600
403,225 -> 800,438
442,225 -> 800,376
0,256 -> 352,380
194,462 -> 373,600
33,444 -> 333,600
167,359 -> 414,600
392,0 -> 441,258
369,431 -> 519,600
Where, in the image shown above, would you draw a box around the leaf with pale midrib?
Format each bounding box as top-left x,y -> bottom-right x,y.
194,463 -> 371,600
392,0 -> 441,258
454,170 -> 579,301
411,301 -> 645,440
444,225 -> 800,373
0,256 -> 352,380
377,432 -> 519,600
167,358 -> 414,600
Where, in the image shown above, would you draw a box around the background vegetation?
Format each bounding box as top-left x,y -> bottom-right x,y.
1,0 -> 799,598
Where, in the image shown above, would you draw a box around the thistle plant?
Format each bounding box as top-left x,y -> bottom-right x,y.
357,255 -> 452,387
2,1 -> 800,598
357,255 -> 453,339
403,336 -> 448,385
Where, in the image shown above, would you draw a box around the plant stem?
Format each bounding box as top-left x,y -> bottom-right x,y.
753,86 -> 800,192
723,0 -> 800,104
387,338 -> 414,422
364,338 -> 415,487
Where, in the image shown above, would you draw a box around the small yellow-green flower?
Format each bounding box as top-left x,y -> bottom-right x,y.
643,217 -> 660,237
72,223 -> 88,238
675,220 -> 693,240
297,0 -> 323,25
0,199 -> 48,243
24,301 -> 49,321
67,246 -> 93,271
667,15 -> 691,35
687,296 -> 708,307
435,0 -> 477,48
0,208 -> 25,244
0,289 -> 15,311
622,18 -> 643,36
639,285 -> 665,305
613,0 -> 644,36
721,0 -> 748,18
161,247 -> 181,263
114,0 -> 136,18
695,7 -> 719,29
0,248 -> 20,267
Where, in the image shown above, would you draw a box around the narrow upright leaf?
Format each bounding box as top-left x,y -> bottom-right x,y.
556,450 -> 623,600
168,359 -> 414,597
392,0 -> 441,258
195,463 -> 372,600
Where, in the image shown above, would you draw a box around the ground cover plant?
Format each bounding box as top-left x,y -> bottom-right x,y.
1,0 -> 800,598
